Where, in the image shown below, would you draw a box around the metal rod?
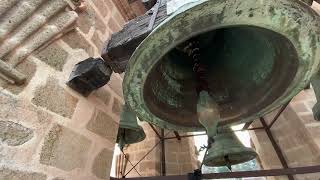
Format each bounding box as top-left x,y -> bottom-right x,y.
121,150 -> 142,177
149,123 -> 161,139
268,101 -> 291,129
111,165 -> 320,179
161,129 -> 166,176
173,131 -> 181,140
242,121 -> 254,130
164,127 -> 265,140
164,133 -> 207,140
125,132 -> 170,177
260,117 -> 294,180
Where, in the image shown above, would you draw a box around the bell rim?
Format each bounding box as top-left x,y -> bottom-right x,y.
203,147 -> 258,167
123,0 -> 320,131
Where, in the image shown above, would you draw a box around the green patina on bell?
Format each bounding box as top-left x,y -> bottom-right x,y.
123,0 -> 320,131
203,127 -> 257,168
117,104 -> 146,150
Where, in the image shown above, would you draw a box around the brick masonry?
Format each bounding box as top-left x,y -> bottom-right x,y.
250,89 -> 320,180
121,124 -> 199,177
0,0 -> 145,179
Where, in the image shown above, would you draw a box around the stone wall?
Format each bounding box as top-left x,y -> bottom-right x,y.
0,0 -> 144,179
121,124 -> 199,177
250,89 -> 320,180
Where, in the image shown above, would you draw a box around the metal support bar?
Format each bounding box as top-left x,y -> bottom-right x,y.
161,129 -> 166,176
111,165 -> 320,180
268,101 -> 290,129
149,123 -> 161,139
242,121 -> 254,130
260,117 -> 294,180
164,133 -> 207,140
173,131 -> 181,140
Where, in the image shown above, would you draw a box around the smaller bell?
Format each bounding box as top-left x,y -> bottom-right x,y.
117,104 -> 146,150
203,127 -> 257,168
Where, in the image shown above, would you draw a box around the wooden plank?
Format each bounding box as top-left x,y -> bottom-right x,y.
101,2 -> 168,73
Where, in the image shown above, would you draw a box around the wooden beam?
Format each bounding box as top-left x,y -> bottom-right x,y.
101,2 -> 168,73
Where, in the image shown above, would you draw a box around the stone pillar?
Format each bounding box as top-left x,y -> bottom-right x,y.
0,0 -> 140,179
250,89 -> 320,180
121,124 -> 199,177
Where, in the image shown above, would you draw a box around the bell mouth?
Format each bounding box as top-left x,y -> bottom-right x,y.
143,26 -> 299,128
203,147 -> 258,167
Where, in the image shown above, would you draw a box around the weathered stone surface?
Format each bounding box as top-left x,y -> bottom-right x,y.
107,17 -> 121,32
34,42 -> 68,71
93,87 -> 111,105
77,2 -> 95,34
0,167 -> 47,180
40,124 -> 91,171
0,121 -> 34,146
32,78 -> 78,118
92,0 -> 109,17
91,30 -> 104,51
108,74 -> 123,97
62,30 -> 94,56
92,148 -> 113,179
86,110 -> 118,141
0,60 -> 36,94
112,98 -> 123,116
52,178 -> 65,180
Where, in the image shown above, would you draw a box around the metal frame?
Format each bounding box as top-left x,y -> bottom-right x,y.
115,100 -> 320,179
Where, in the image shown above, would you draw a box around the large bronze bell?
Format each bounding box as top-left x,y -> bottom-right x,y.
203,127 -> 257,168
123,0 -> 320,131
117,104 -> 146,150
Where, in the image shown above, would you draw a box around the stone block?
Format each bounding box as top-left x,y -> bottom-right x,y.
92,0 -> 109,17
32,78 -> 78,118
0,60 -> 36,94
177,152 -> 191,163
92,148 -> 113,179
108,17 -> 121,32
86,109 -> 118,141
0,121 -> 33,146
76,2 -> 95,34
62,30 -> 94,56
93,87 -> 111,105
139,161 -> 158,172
166,163 -> 180,175
34,42 -> 68,71
0,167 -> 46,180
112,97 -> 123,116
292,102 -> 309,113
91,30 -> 104,51
181,163 -> 193,174
40,124 -> 91,171
300,114 -> 315,124
95,14 -> 107,34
